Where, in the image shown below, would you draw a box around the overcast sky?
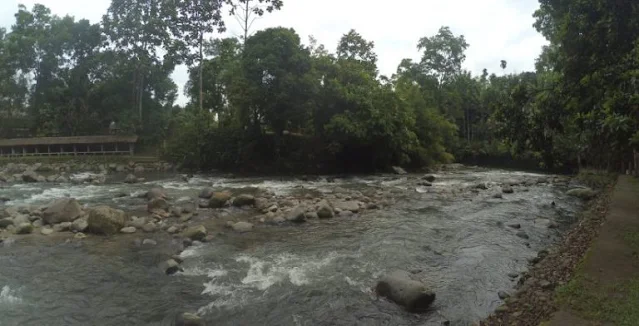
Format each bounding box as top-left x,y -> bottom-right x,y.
0,0 -> 547,105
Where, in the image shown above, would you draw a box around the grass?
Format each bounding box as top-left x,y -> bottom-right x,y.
554,238 -> 639,326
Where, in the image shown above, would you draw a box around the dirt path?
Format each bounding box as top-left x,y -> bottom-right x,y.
547,175 -> 639,325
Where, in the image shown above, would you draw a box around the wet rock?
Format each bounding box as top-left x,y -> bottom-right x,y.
286,206 -> 307,223
418,181 -> 433,187
147,198 -> 169,213
169,206 -> 183,218
334,201 -> 360,213
367,203 -> 379,210
22,170 -> 41,183
142,223 -> 157,233
41,228 -> 54,235
0,196 -> 10,203
507,223 -> 521,229
566,187 -> 597,200
0,218 -> 14,229
183,225 -> 207,241
233,194 -> 255,207
42,198 -> 82,224
120,226 -> 137,234
146,187 -> 167,200
46,175 -> 58,183
116,164 -> 126,172
124,174 -> 138,184
54,222 -> 72,232
507,272 -> 519,278
267,204 -> 278,212
159,259 -> 181,275
114,192 -> 128,198
13,214 -> 30,226
339,210 -> 354,217
495,305 -> 509,313
317,200 -> 334,219
134,166 -> 145,174
198,188 -> 214,199
209,191 -> 232,208
231,221 -> 253,233
87,206 -> 127,235
502,185 -> 514,194
498,291 -> 510,299
72,218 -> 88,232
376,270 -> 436,312
392,166 -> 407,175
493,192 -> 503,199
175,312 -> 204,326
15,222 -> 34,234
475,183 -> 488,190
516,231 -> 529,239
167,225 -> 179,234
422,175 -> 436,182
142,239 -> 157,246
74,232 -> 87,239
304,212 -> 319,220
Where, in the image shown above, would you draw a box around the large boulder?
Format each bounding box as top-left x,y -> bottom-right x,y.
233,194 -> 256,207
22,170 -> 41,183
147,198 -> 170,213
209,191 -> 232,208
87,206 -> 127,235
376,270 -> 436,312
566,188 -> 597,200
42,198 -> 82,225
182,225 -> 207,241
317,200 -> 334,219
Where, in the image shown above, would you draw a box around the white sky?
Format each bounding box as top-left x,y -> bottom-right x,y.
1,0 -> 547,106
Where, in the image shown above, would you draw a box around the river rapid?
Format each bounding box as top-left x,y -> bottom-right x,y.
0,167 -> 584,326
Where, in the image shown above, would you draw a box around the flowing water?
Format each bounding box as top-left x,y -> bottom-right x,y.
0,168 -> 584,326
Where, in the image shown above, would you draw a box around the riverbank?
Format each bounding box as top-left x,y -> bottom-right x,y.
480,171 -> 617,326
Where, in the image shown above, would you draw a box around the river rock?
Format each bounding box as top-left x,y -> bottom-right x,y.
0,218 -> 14,229
516,231 -> 529,239
198,188 -> 214,199
142,222 -> 157,233
22,170 -> 41,183
506,223 -> 521,229
120,226 -> 137,234
339,210 -> 353,217
74,232 -> 87,239
232,221 -> 253,233
493,192 -> 503,199
392,166 -> 407,175
233,194 -> 255,207
147,198 -> 169,213
124,174 -> 138,184
209,191 -> 232,208
304,212 -> 319,219
317,200 -> 334,219
175,312 -> 204,326
13,214 -> 30,226
134,166 -> 145,174
15,222 -> 34,234
87,206 -> 127,235
54,221 -> 72,232
286,206 -> 307,223
170,206 -> 183,218
167,225 -> 179,234
566,188 -> 597,199
375,270 -> 436,312
334,201 -> 360,213
159,259 -> 181,275
42,198 -> 82,224
475,182 -> 488,190
502,185 -> 514,194
498,291 -> 510,299
146,187 -> 167,200
142,238 -> 157,246
72,218 -> 89,232
422,175 -> 436,182
183,225 -> 207,241
41,228 -> 54,235
46,175 -> 58,183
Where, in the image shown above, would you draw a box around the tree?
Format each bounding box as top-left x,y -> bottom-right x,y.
417,26 -> 469,85
227,0 -> 283,44
500,60 -> 507,71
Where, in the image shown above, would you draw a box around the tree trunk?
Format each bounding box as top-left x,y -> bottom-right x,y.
198,33 -> 204,111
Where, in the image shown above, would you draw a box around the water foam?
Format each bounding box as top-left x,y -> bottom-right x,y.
0,286 -> 22,304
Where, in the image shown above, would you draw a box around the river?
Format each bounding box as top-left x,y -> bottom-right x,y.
0,167 -> 583,326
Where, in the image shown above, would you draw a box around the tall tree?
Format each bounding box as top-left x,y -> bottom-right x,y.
227,0 -> 283,44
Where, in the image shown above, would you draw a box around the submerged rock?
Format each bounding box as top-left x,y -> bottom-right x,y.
516,231 -> 529,239
376,270 -> 436,312
159,259 -> 181,275
175,312 -> 204,326
87,206 -> 127,235
231,221 -> 253,233
42,198 -> 82,225
182,225 -> 207,241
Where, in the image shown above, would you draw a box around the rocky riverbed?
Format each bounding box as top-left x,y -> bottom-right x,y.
0,164 -> 597,325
